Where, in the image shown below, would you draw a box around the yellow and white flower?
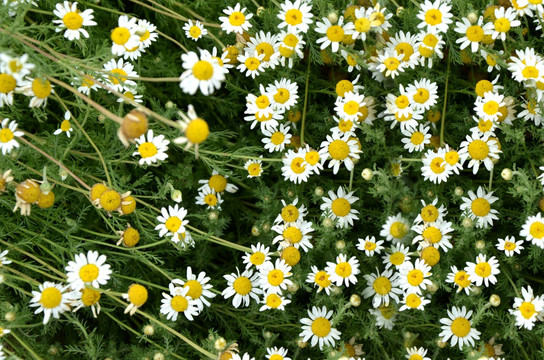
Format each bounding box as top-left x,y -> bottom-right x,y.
52,1 -> 96,41
382,243 -> 411,270
406,78 -> 438,111
368,3 -> 393,34
266,78 -> 299,112
325,254 -> 360,287
244,107 -> 282,131
0,71 -> 17,107
103,58 -> 138,93
277,0 -> 314,34
453,16 -> 493,53
508,47 -> 544,86
520,213 -> 544,248
172,267 -> 216,313
370,49 -> 408,79
369,305 -> 397,329
351,6 -> 374,41
465,254 -> 500,287
222,267 -> 262,308
195,187 -> 223,210
65,251 -> 112,291
334,91 -> 367,121
198,170 -> 239,194
155,204 -> 189,239
183,19 -> 207,41
491,6 -> 520,41
237,51 -> 266,78
496,235 -> 524,257
380,213 -> 410,243
341,49 -> 363,73
265,347 -> 290,360
399,292 -> 431,312
246,31 -> 280,69
242,243 -> 271,270
315,16 -> 354,53
300,144 -> 324,175
320,186 -> 359,228
110,15 -> 139,56
281,148 -> 312,184
259,291 -> 291,311
133,19 -> 158,49
299,306 -> 341,349
53,111 -> 74,138
71,287 -> 102,318
417,0 -> 453,34
401,124 -> 431,153
0,118 -> 23,155
362,268 -> 403,308
29,281 -> 78,324
274,197 -> 308,225
277,31 -> 306,68
306,265 -> 332,294
258,259 -> 293,294
271,219 -> 314,252
412,220 -> 454,252
397,259 -> 432,294
318,133 -> 361,174
244,157 -> 263,178
446,266 -> 473,295
174,105 -> 210,154
0,53 -> 34,80
414,198 -> 448,225
219,3 -> 253,34
416,31 -> 445,68
385,31 -> 420,69
458,133 -> 500,174
17,77 -> 54,108
133,129 -> 170,165
262,124 -> 292,152
356,235 -> 385,257
509,285 -> 544,330
160,283 -> 199,321
180,50 -> 226,95
439,306 -> 481,349
460,186 -> 499,228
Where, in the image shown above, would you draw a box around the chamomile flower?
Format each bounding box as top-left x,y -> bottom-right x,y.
325,254 -> 360,287
335,91 -> 366,121
399,292 -> 431,312
0,71 -> 16,106
356,236 -> 385,257
383,105 -> 424,130
465,254 -> 500,287
397,259 -> 432,294
274,197 -> 308,225
237,51 -> 266,78
245,158 -> 263,178
116,90 -> 144,104
508,47 -> 544,86
371,49 -> 408,79
133,19 -> 157,49
331,116 -> 358,138
446,266 -> 473,295
509,286 -> 544,330
385,31 -> 420,69
0,118 -> 23,155
315,16 -> 354,53
246,31 -> 280,69
110,15 -> 139,56
299,306 -> 341,349
282,148 -> 312,184
439,306 -> 481,349
306,266 -> 332,294
301,144 -> 324,175
73,73 -> 99,95
244,107 -> 283,131
454,16 -> 493,53
277,0 -> 314,33
259,259 -> 293,294
132,129 -> 169,166
380,213 -> 410,243
0,249 -> 11,267
65,251 -> 112,291
496,236 -> 524,257
222,268 -> 262,308
417,0 -> 453,34
401,124 -> 431,153
277,31 -> 306,68
52,1 -> 96,41
175,268 -> 216,313
474,91 -> 506,122
520,213 -> 544,248
370,305 -> 397,329
460,186 -> 499,228
271,219 -> 314,252
155,204 -> 189,239
518,98 -> 543,125
17,77 -> 53,108
320,186 -> 359,229
351,6 -> 373,41
246,86 -> 274,118
382,243 -> 411,270
183,20 -> 207,41
243,243 -> 271,270
71,287 -> 102,318
368,3 -> 393,34
260,291 -> 291,311
341,49 -> 363,73
262,124 -> 292,152
0,53 -> 34,79
356,95 -> 377,125
406,78 -> 439,111
458,133 -> 501,174
362,268 -> 403,308
266,78 -> 299,112
470,116 -> 496,136
414,198 -> 448,225
265,347 -> 291,360
318,133 -> 361,174
442,144 -> 464,174
195,187 -> 223,210
219,3 -> 253,34
29,282 -> 77,324
416,31 -> 445,68
180,50 -> 226,95
160,284 -> 199,321
174,105 -> 210,154
198,170 -> 239,194
412,220 -> 454,252
480,48 -> 503,73
103,58 -> 138,93
491,7 -> 520,41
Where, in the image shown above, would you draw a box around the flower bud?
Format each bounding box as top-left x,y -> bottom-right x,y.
0,274 -> 5,284
490,294 -> 501,307
501,168 -> 513,180
426,281 -> 438,293
467,11 -> 478,24
5,311 -> 15,322
59,168 -> 68,181
214,337 -> 227,351
472,286 -> 482,296
315,186 -> 324,196
287,190 -> 295,198
251,226 -> 260,236
475,240 -> 486,249
257,6 -> 266,17
331,285 -> 342,295
350,294 -> 361,307
362,168 -> 373,180
287,283 -> 299,293
462,217 -> 473,228
436,339 -> 447,348
208,211 -> 218,221
322,217 -> 334,228
262,223 -> 271,233
336,240 -> 346,250
396,6 -> 405,16
454,186 -> 463,196
171,189 -> 182,203
165,101 -> 175,109
143,325 -> 155,336
327,11 -> 339,24
263,331 -> 273,339
153,353 -> 165,360
426,190 -> 434,197
296,338 -> 307,348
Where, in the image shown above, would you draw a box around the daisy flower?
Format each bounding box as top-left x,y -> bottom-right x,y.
351,6 -> 373,41
160,285 -> 199,321
382,105 -> 424,131
132,129 -> 169,166
53,111 -> 73,138
265,347 -> 290,360
518,98 -> 543,125
198,170 -> 238,194
242,243 -> 271,270
380,213 -> 410,243
0,249 -> 12,267
399,292 -> 431,312
520,213 -> 544,248
173,268 -> 216,313
52,1 -> 96,41
401,124 -> 431,153
266,78 -> 299,112
29,282 -> 77,324
315,16 -> 354,53
73,73 -> 99,95
222,268 -> 262,308
180,50 -> 226,95
340,49 -> 363,73
277,0 -> 313,33
237,51 -> 266,78
271,219 -> 314,252
306,266 -> 332,294
262,124 -> 292,152
183,20 -> 207,41
491,7 -> 520,41
382,243 -> 411,270
274,197 -> 308,224
0,71 -> 16,106
509,286 -> 544,330
244,108 -> 282,132
0,53 -> 34,79
133,19 -> 158,49
301,144 -> 324,175
334,91 -> 366,121
417,0 -> 453,34
474,91 -> 506,122
110,15 -> 139,56
368,3 -> 393,34
371,49 -> 408,79
406,78 -> 439,111
385,31 -> 420,69
155,204 -> 189,240
17,77 -> 53,108
174,105 -> 210,155
260,292 -> 291,311
195,187 -> 223,210
277,31 -> 306,68
325,254 -> 360,287
362,268 -> 403,308
460,186 -> 499,228
0,169 -> 14,193
320,186 -> 359,228
416,31 -> 445,68
231,354 -> 254,360
0,118 -> 23,155
458,133 -> 500,174
71,287 -> 102,318
65,251 -> 112,291
356,236 -> 385,257
331,116 -> 358,138
245,86 -> 274,118
412,220 -> 454,252
281,148 -> 312,184
446,266 -> 473,295
219,3 -> 253,34
318,132 -> 361,174
397,259 -> 432,294
414,198 -> 447,225
496,236 -> 524,257
442,144 -> 464,174
454,16 -> 493,53
508,47 -> 544,86
369,305 -> 397,329
103,58 -> 137,93
245,158 -> 263,178
246,31 -> 280,69
465,254 -> 500,287
480,48 -> 502,73
299,306 -> 341,349
439,306 -> 481,349
470,116 -> 496,137
405,347 -> 431,360
259,259 -> 293,294
116,90 -> 144,104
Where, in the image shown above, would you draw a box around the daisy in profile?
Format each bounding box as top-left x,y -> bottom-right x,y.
362,268 -> 403,308
518,98 -> 543,125
401,124 -> 431,153
356,236 -> 385,257
259,292 -> 291,311
465,254 -> 500,287
259,259 -> 293,294
369,305 -> 397,329
446,266 -> 472,295
266,78 -> 299,112
155,204 -> 189,240
222,268 -> 262,308
315,16 -> 355,53
281,148 -> 312,184
262,124 -> 292,152
244,158 -> 263,178
29,281 -> 77,324
421,149 -> 452,183
219,3 -> 253,34
318,133 -> 361,174
382,243 -> 411,270
174,105 -> 210,156
460,186 -> 499,229
509,285 -> 544,330
334,91 -> 366,121
0,118 -> 24,155
52,1 -> 96,41
73,73 -> 99,95
242,243 -> 271,270
491,7 -> 520,41
195,187 -> 223,210
132,129 -> 169,166
454,16 -> 493,53
380,213 -> 410,243
180,50 -> 226,95
306,266 -> 332,294
496,236 -> 524,257
439,306 -> 481,349
405,346 -> 431,360
65,251 -> 112,291
110,15 -> 139,56
198,170 -> 238,194
520,213 -> 544,248
237,51 -> 266,78
133,19 -> 158,49
17,77 -> 53,108
244,108 -> 282,131
103,58 -> 138,93
183,20 -> 207,41
320,186 -> 359,228
417,0 -> 453,34
271,219 -> 314,252
299,306 -> 341,349
277,0 -> 313,33
341,49 -> 363,73
117,90 -> 144,104
399,292 -> 431,312
325,254 -> 360,287
160,283 -> 199,321
397,259 -> 432,294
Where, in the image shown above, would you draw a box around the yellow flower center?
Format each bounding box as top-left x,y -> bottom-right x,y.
336,80 -> 353,97
390,221 -> 408,239
530,221 -> 544,239
355,17 -> 371,32
0,73 -> 16,94
233,276 -> 252,295
474,262 -> 492,278
522,66 -> 539,79
395,42 -> 414,62
305,150 -> 320,165
0,128 -> 14,143
369,11 -> 385,26
138,142 -> 158,158
99,190 -> 122,211
451,317 -> 471,337
81,288 -> 101,306
365,241 -> 377,251
406,293 -> 422,308
108,68 -> 128,85
283,226 -> 302,244
58,120 -> 71,132
279,45 -> 294,58
486,54 -> 497,66
478,119 -> 493,132
311,317 -> 331,337
445,151 -> 459,165
185,118 -> 209,144
503,241 -> 516,251
40,287 -> 62,309
189,25 -> 201,38
229,12 -> 246,26
123,227 -> 140,247
140,30 -> 150,41
395,95 -> 410,109
290,157 -> 306,174
128,284 -> 148,306
79,264 -> 99,282
468,139 -> 489,160
328,139 -> 350,160
407,269 -> 424,286
8,60 -> 23,73
255,95 -> 270,109
379,305 -> 395,319
283,33 -> 299,48
285,9 -> 303,25
255,43 -> 274,61
413,88 -> 430,104
270,131 -> 285,145
192,60 -> 214,81
423,33 -> 439,47
343,100 -> 360,116
466,25 -> 484,42
266,293 -> 282,308
520,302 -> 537,319
267,269 -> 284,286
315,270 -> 331,288
494,18 -> 511,33
165,216 -> 182,233
250,252 -> 265,266
421,246 -> 440,266
483,100 -> 499,116
420,205 -> 439,222
111,27 -> 131,45
423,226 -> 442,244
373,276 -> 392,295
475,80 -> 493,97
63,11 -> 83,30
171,295 -> 189,312
384,57 -> 400,71
281,246 -> 300,266
410,132 -> 425,145
471,198 -> 490,217
208,175 -> 227,192
326,25 -> 345,42
281,204 -> 299,222
247,163 -> 261,176
331,198 -> 351,217
389,251 -> 405,266
274,88 -> 290,104
338,119 -> 353,133
425,9 -> 442,26
335,262 -> 352,277
454,271 -> 471,288
245,57 -> 261,71
31,78 -> 52,99
204,193 -> 218,206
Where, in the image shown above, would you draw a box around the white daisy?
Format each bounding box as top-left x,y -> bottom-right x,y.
277,31 -> 306,68
0,71 -> 17,106
509,285 -> 544,330
0,118 -> 23,155
470,116 -> 496,137
222,268 -> 262,308
480,48 -> 502,73
385,31 -> 420,69
351,6 -> 374,41
368,3 -> 393,34
281,148 -> 312,184
265,347 -> 291,360
331,116 -> 358,138
277,0 -> 313,33
474,91 -> 506,122
306,265 -> 332,294
155,204 -> 189,239
301,144 -> 324,175
180,50 -> 226,95
244,107 -> 282,132
325,254 -> 360,287
371,49 -> 408,79
262,124 -> 292,152
460,186 -> 499,229
17,77 -> 54,108
341,49 -> 363,73
246,86 -> 274,118
518,98 -> 543,125
382,243 -> 411,270
73,73 -> 99,95
406,78 -> 439,111
246,31 -> 280,69
173,267 -> 216,313
266,78 -> 299,112
446,266 -> 473,295
274,197 -> 308,225
399,292 -> 431,312
334,91 -> 366,121
416,31 -> 445,68
491,7 -> 520,41
318,132 -> 361,174
237,51 -> 266,78
362,268 -> 403,308
133,19 -> 158,49
397,259 -> 432,294
195,187 -> 223,210
219,3 -> 253,34
413,198 -> 448,224
242,243 -> 271,270
454,16 -> 493,53
412,220 -> 454,252
320,186 -> 359,228
52,1 -> 96,41
174,105 -> 210,154
401,124 -> 431,153
299,306 -> 341,349
314,16 -> 355,53
259,259 -> 293,294
132,129 -> 169,166
103,58 -> 137,93
183,20 -> 207,41
65,251 -> 112,291
160,284 -> 199,321
405,347 -> 431,360
417,0 -> 453,34
110,15 -> 139,56
369,305 -> 397,329
116,90 -> 144,104
508,47 -> 544,86
496,236 -> 524,257
520,213 -> 544,248
271,219 -> 314,252
259,291 -> 291,311
380,213 -> 411,243
439,306 -> 481,349
442,144 -> 464,175
465,254 -> 500,287
245,157 -> 263,178
198,170 -> 239,194
71,287 -> 102,318
458,133 -> 500,174
382,105 -> 424,131
0,53 -> 34,80
356,235 -> 385,257
29,281 -> 78,324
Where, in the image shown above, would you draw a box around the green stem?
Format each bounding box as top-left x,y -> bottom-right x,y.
300,56 -> 312,146
0,239 -> 67,278
10,331 -> 44,360
196,149 -> 281,162
439,55 -> 451,147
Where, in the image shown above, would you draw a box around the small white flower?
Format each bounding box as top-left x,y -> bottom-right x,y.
183,19 -> 207,41
52,1 -> 96,41
218,3 -> 253,34
496,236 -> 524,257
439,306 -> 481,349
132,129 -> 169,165
65,251 -> 112,291
299,306 -> 341,349
325,254 -> 360,287
465,254 -> 500,287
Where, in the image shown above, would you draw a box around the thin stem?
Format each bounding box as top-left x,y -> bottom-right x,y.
0,239 -> 67,278
439,55 -> 451,147
3,266 -> 40,286
488,166 -> 494,191
156,29 -> 188,53
10,331 -> 44,360
300,56 -> 312,146
348,167 -> 354,192
197,149 -> 282,162
207,31 -> 226,49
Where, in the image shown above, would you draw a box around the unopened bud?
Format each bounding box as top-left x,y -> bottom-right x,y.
287,190 -> 295,198
475,240 -> 485,250
59,168 -> 68,181
165,101 -> 175,109
251,226 -> 260,236
350,294 -> 361,307
315,186 -> 324,196
462,217 -> 473,228
208,211 -> 218,221
323,217 -> 334,228
336,240 -> 346,250
454,186 -> 464,196
262,223 -> 271,232
297,338 -> 307,348
467,12 -> 478,24
362,168 -> 373,180
214,337 -> 226,351
153,353 -> 165,360
490,294 -> 501,307
287,283 -> 299,293
143,325 -> 155,336
472,286 -> 482,296
501,168 -> 513,180
263,331 -> 273,339
257,6 -> 266,17
327,11 -> 339,24
171,189 -> 182,203
426,282 -> 438,293
331,285 -> 342,295
436,339 -> 447,348
5,311 -> 15,322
